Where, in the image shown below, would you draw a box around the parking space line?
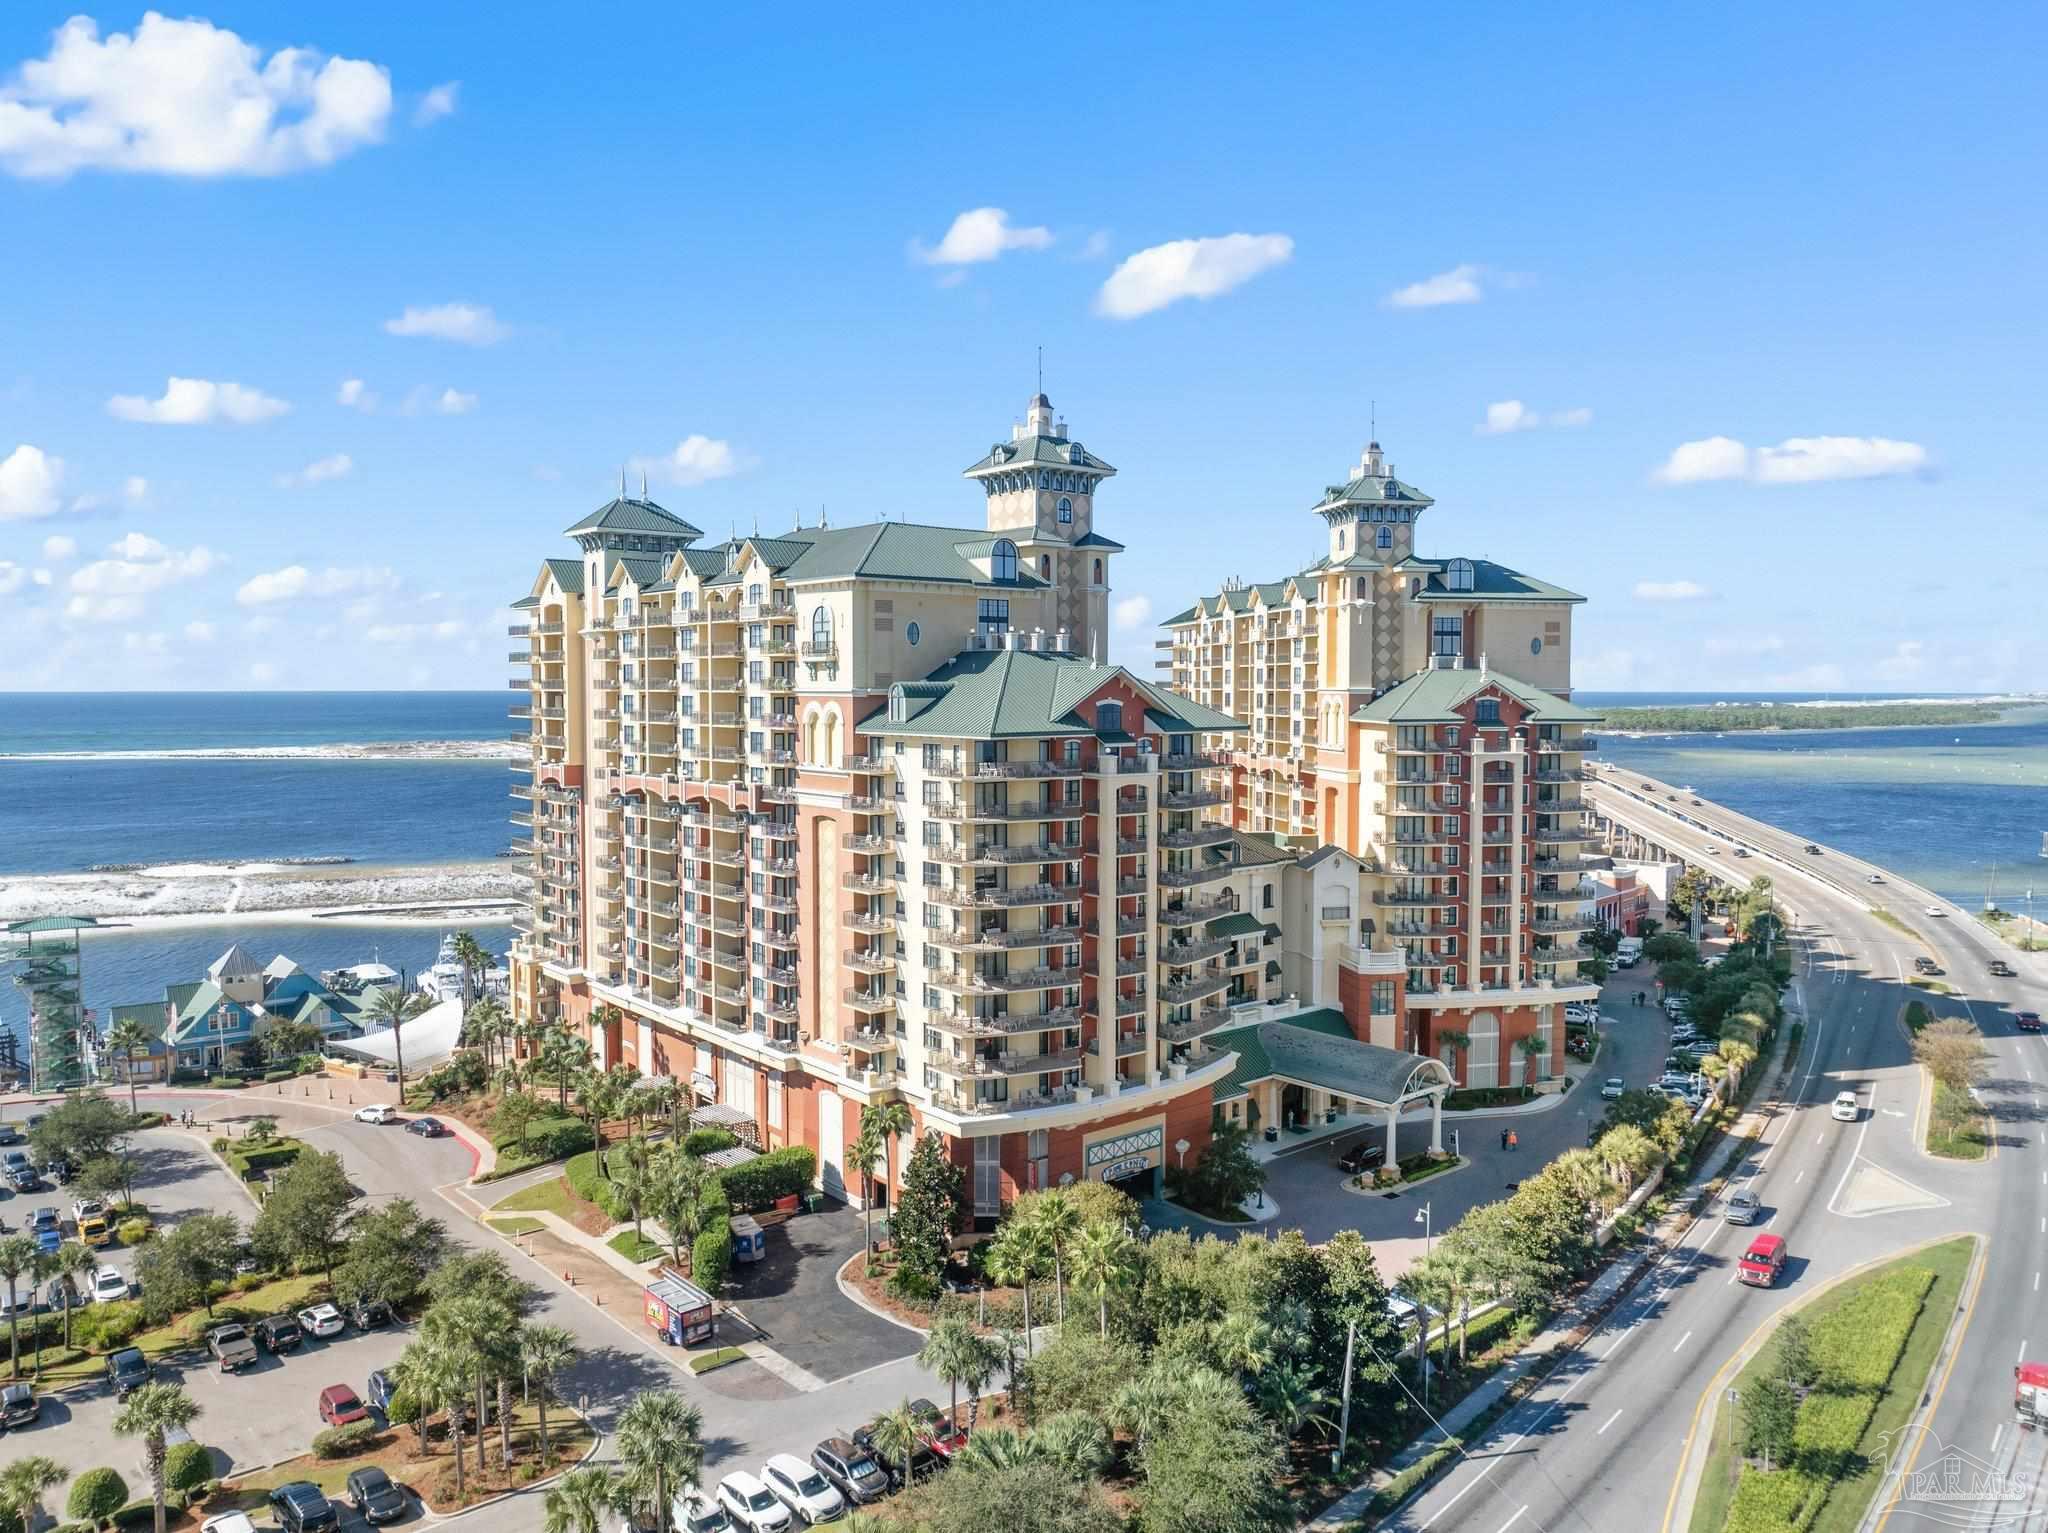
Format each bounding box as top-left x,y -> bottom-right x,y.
1494,1508 -> 1528,1533
1598,1409 -> 1623,1436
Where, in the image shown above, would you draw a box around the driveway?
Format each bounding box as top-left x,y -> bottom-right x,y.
722,1203 -> 920,1383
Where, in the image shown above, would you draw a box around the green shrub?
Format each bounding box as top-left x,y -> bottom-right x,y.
116,1216 -> 153,1246
211,1137 -> 231,1153
66,1467 -> 128,1525
524,1119 -> 594,1162
163,1439 -> 213,1494
204,1076 -> 246,1090
262,1067 -> 297,1083
76,1300 -> 142,1350
384,1386 -> 420,1426
718,1146 -> 816,1211
682,1127 -> 739,1158
311,1420 -> 382,1459
692,1218 -> 732,1291
565,1150 -> 630,1222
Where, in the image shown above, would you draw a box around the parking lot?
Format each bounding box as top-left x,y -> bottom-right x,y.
723,1204 -> 922,1384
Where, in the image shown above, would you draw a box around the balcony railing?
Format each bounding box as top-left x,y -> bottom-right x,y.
842,988 -> 896,1012
1159,824 -> 1233,850
1161,971 -> 1231,1005
1158,862 -> 1232,889
931,1047 -> 1084,1079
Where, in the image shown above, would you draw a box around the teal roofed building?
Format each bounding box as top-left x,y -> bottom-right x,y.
114,942 -> 385,1077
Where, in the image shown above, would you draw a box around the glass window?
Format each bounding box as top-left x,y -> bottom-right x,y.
991,539 -> 1018,582
811,607 -> 833,646
1057,496 -> 1072,523
906,620 -> 921,646
1097,702 -> 1122,734
1447,558 -> 1475,592
1376,526 -> 1393,549
1475,698 -> 1501,726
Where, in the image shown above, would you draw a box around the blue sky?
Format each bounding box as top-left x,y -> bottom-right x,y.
2,3 -> 2042,694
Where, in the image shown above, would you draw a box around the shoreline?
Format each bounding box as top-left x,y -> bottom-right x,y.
0,858 -> 527,926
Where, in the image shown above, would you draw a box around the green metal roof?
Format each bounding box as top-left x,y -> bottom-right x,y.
776,522 -> 1050,590
856,646 -> 1244,741
1350,667 -> 1603,725
1210,1011 -> 1451,1106
1413,559 -> 1583,604
1210,1009 -> 1354,1101
963,418 -> 1117,477
1071,531 -> 1125,550
107,1003 -> 168,1041
1312,472 -> 1434,512
1206,912 -> 1266,940
1228,830 -> 1297,867
563,496 -> 703,539
5,915 -> 99,933
544,557 -> 585,595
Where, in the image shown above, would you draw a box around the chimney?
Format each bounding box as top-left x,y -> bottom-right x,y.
1031,627 -> 1045,653
1054,627 -> 1069,652
1005,627 -> 1019,651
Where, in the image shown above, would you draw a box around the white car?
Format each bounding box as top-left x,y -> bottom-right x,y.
90,1267 -> 130,1303
1601,1077 -> 1625,1100
297,1302 -> 345,1338
761,1454 -> 845,1525
201,1515 -> 260,1533
72,1198 -> 106,1224
1831,1091 -> 1859,1122
1925,906 -> 1946,918
1565,1004 -> 1598,1024
668,1490 -> 733,1533
353,1104 -> 397,1124
717,1472 -> 792,1533
0,1288 -> 29,1321
1867,873 -> 1886,885
1706,846 -> 1720,855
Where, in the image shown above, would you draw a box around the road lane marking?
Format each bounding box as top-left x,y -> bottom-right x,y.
1598,1408 -> 1623,1436
1993,1424 -> 2006,1456
2023,1341 -> 2029,1364
1795,1171 -> 1804,1184
1493,1508 -> 1527,1533
2035,1273 -> 2040,1293
1674,1329 -> 1694,1354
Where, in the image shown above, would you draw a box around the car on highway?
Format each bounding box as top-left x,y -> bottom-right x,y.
1925,906 -> 1947,918
352,1104 -> 397,1125
317,1384 -> 370,1427
90,1266 -> 129,1303
1914,957 -> 1943,976
1724,1187 -> 1762,1224
255,1313 -> 304,1352
1601,1077 -> 1626,1100
344,1467 -> 407,1524
297,1303 -> 345,1339
1989,959 -> 2015,978
2016,1013 -> 2041,1034
0,1381 -> 38,1429
1734,847 -> 1750,858
1706,845 -> 1720,856
106,1347 -> 151,1398
811,1437 -> 889,1506
268,1480 -> 340,1533
716,1470 -> 792,1532
1737,1233 -> 1788,1288
761,1452 -> 846,1525
1691,797 -> 1702,806
1831,1091 -> 1859,1122
1804,843 -> 1822,855
405,1117 -> 448,1138
1867,873 -> 1885,884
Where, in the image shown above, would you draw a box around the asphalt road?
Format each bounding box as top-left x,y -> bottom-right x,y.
1369,770 -> 2046,1531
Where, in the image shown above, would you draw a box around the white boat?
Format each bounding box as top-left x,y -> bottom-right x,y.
417,933 -> 507,1005
322,961 -> 401,995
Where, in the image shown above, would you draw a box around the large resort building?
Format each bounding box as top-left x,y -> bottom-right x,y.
508,399 -> 1599,1219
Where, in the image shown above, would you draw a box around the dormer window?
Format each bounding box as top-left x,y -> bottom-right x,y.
888,684 -> 908,724
1447,559 -> 1475,592
1097,702 -> 1122,735
991,539 -> 1018,582
1069,445 -> 1086,466
1475,698 -> 1501,726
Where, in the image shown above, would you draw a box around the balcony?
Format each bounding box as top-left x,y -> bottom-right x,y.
844,754 -> 895,774
1163,936 -> 1233,965
1159,824 -> 1233,850
1371,890 -> 1445,907
961,759 -> 1088,781
950,966 -> 1080,995
844,910 -> 895,935
1161,751 -> 1223,771
926,922 -> 1084,953
841,872 -> 896,896
930,1048 -> 1084,1079
926,883 -> 1076,910
841,832 -> 891,854
1532,914 -> 1594,935
843,948 -> 895,974
1558,736 -> 1599,752
1161,971 -> 1231,1005
1159,1005 -> 1235,1043
1158,898 -> 1233,927
1532,824 -> 1593,844
931,797 -> 1093,822
1158,861 -> 1231,889
1160,787 -> 1228,810
843,987 -> 896,1013
800,639 -> 838,660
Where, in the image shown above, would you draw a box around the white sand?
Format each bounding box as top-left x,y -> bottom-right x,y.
0,858 -> 528,926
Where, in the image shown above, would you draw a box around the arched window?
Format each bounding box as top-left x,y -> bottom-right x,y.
1096,701 -> 1122,734
991,539 -> 1018,582
1057,496 -> 1072,523
1376,526 -> 1393,549
1447,558 -> 1475,592
1092,558 -> 1104,585
811,606 -> 833,646
1356,578 -> 1368,598
1039,554 -> 1052,581
887,684 -> 908,724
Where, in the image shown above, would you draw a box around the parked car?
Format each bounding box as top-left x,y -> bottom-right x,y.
78,1214 -> 111,1248
318,1384 -> 370,1427
1803,843 -> 1822,855
353,1104 -> 397,1124
909,1397 -> 968,1459
851,1418 -> 936,1486
717,1470 -> 793,1532
107,1346 -> 151,1398
33,1228 -> 60,1257
298,1303 -> 345,1339
0,1381 -> 38,1428
1660,1072 -> 1697,1092
255,1313 -> 305,1352
207,1323 -> 258,1373
71,1198 -> 105,1224
27,1207 -> 57,1235
762,1452 -> 845,1525
671,1489 -> 733,1533
90,1267 -> 130,1304
1831,1091 -> 1859,1122
1913,956 -> 1942,975
345,1467 -> 407,1524
350,1298 -> 393,1330
405,1117 -> 448,1138
201,1515 -> 259,1533
1336,1138 -> 1380,1175
1737,1233 -> 1788,1288
811,1437 -> 889,1505
137,1426 -> 193,1486
268,1480 -> 340,1533
1600,1077 -> 1625,1100
0,1127 -> 20,1148
365,1368 -> 396,1414
1724,1187 -> 1762,1225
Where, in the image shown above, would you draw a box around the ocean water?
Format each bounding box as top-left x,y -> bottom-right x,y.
0,691 -> 508,754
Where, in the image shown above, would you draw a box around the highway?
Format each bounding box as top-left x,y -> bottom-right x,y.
1379,768 -> 2046,1533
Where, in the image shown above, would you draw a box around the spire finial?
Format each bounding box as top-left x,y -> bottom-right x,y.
640,468 -> 648,499
619,465 -> 626,497
1037,344 -> 1043,397
1370,399 -> 1376,441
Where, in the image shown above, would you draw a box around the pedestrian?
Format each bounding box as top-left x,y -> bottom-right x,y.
1508,1129 -> 1519,1152
1500,1127 -> 1509,1152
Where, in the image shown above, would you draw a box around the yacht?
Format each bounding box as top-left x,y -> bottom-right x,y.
416,933 -> 507,1005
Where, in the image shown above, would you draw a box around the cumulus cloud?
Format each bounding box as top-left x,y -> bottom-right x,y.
184,619 -> 215,643
382,302 -> 507,345
0,13 -> 392,180
122,475 -> 149,506
1475,401 -> 1593,435
65,532 -> 220,622
235,563 -> 398,605
631,434 -> 745,488
1386,263 -> 1488,309
0,443 -> 65,519
107,376 -> 289,425
911,207 -> 1054,266
1112,595 -> 1153,630
338,377 -> 378,412
1633,580 -> 1712,601
1095,233 -> 1293,319
40,534 -> 76,561
0,561 -> 25,596
1653,434 -> 1928,486
274,452 -> 354,489
432,387 -> 476,415
414,80 -> 459,124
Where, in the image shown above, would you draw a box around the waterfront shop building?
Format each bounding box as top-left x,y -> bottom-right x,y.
115,943 -> 380,1076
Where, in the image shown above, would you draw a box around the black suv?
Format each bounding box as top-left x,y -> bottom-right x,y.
106,1347 -> 151,1399
812,1436 -> 889,1504
852,1419 -> 937,1487
254,1313 -> 304,1352
269,1480 -> 339,1533
345,1466 -> 407,1524
349,1297 -> 392,1330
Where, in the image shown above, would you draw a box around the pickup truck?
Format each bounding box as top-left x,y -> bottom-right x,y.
208,1323 -> 259,1373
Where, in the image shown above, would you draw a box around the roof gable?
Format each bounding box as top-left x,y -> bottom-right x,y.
563,496 -> 704,539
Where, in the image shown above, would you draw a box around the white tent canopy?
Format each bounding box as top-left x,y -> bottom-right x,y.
325,995 -> 464,1068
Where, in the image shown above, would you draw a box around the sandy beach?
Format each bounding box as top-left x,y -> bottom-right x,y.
0,857 -> 528,926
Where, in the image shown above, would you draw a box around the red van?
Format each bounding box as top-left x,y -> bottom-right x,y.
1738,1234 -> 1787,1288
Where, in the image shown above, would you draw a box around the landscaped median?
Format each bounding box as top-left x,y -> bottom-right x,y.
1687,1236 -> 1977,1533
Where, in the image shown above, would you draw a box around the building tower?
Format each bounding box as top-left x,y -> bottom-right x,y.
5,914 -> 98,1093
964,393 -> 1123,656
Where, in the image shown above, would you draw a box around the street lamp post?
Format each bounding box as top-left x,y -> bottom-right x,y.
1414,1203 -> 1434,1407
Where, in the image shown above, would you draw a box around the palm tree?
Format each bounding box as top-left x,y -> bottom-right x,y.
413,1338 -> 472,1498
1110,1369 -> 1183,1459
848,1113 -> 885,1257
1515,1033 -> 1547,1088
25,1250 -> 57,1372
917,1318 -> 981,1433
615,1135 -> 655,1245
614,1389 -> 704,1533
955,1426 -> 1039,1474
105,1015 -> 156,1115
426,1295 -> 510,1471
982,1221 -> 1044,1362
466,996 -> 507,1071
0,1236 -> 32,1380
452,930 -> 491,1006
55,1241 -> 95,1352
0,1453 -> 65,1533
867,1101 -> 913,1217
387,1344 -> 439,1451
1256,1359 -> 1337,1440
1212,1308 -> 1280,1379
576,1068 -> 621,1175
112,1380 -> 201,1533
519,1324 -> 578,1466
1069,1220 -> 1136,1339
366,987 -> 432,1102
1435,1029 -> 1471,1088
867,1400 -> 923,1493
648,1145 -> 709,1271
1024,1190 -> 1081,1324
543,1465 -> 621,1533
1030,1410 -> 1111,1482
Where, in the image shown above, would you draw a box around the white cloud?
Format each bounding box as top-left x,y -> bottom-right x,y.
415,80 -> 459,125
1386,263 -> 1487,309
338,377 -> 378,412
249,660 -> 278,684
236,563 -> 398,605
0,561 -> 25,596
0,13 -> 392,180
1112,595 -> 1153,630
40,534 -> 76,561
31,569 -> 51,587
1653,434 -> 1928,486
274,452 -> 354,489
107,376 -> 289,425
122,474 -> 149,506
631,434 -> 745,488
1632,580 -> 1712,601
184,619 -> 215,643
1872,640 -> 1926,683
1077,230 -> 1112,261
1475,400 -> 1594,435
382,302 -> 507,345
912,207 -> 1054,266
433,387 -> 477,415
64,532 -> 219,622
1095,233 -> 1293,319
0,443 -> 64,520
366,618 -> 468,644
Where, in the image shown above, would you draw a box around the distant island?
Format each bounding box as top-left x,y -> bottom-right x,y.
1603,699 -> 2023,734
